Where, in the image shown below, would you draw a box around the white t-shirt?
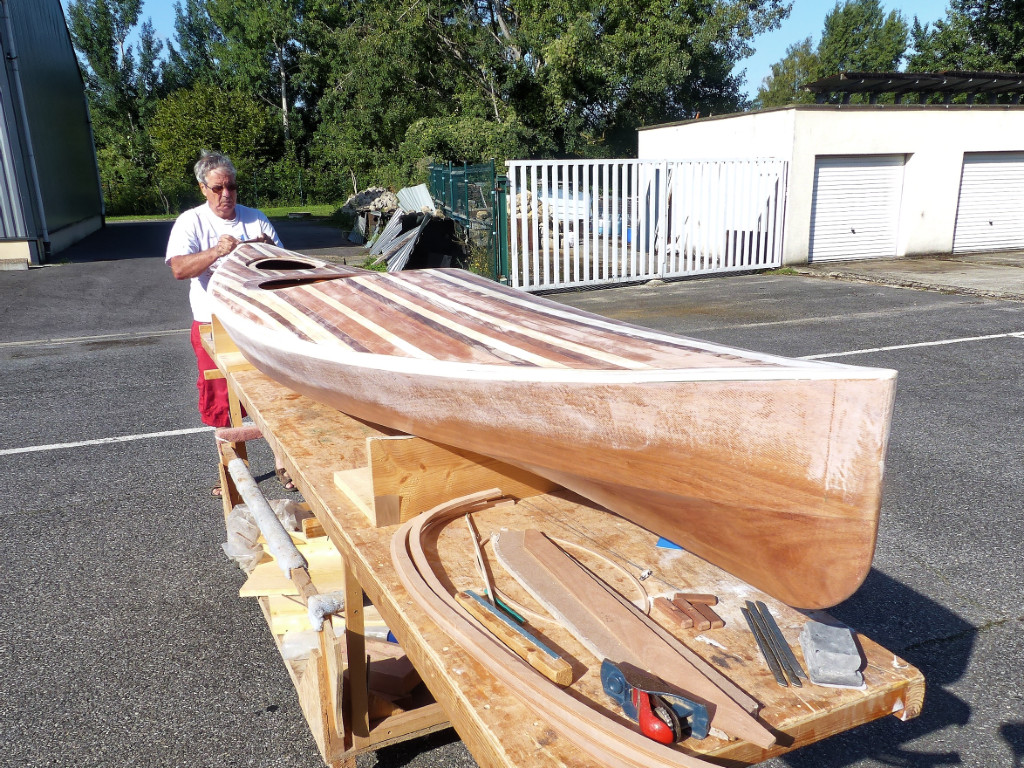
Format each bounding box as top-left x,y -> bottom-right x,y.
166,202 -> 283,322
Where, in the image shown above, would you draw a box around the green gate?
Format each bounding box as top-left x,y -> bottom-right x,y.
428,161 -> 509,283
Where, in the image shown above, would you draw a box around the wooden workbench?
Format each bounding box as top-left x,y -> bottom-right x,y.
208,331 -> 924,768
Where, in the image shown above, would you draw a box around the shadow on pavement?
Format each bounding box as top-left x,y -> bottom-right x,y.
783,569 -> 973,768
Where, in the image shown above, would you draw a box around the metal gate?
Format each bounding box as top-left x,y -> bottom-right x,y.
505,158 -> 787,291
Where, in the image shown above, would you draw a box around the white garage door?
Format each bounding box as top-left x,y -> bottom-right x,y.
809,155 -> 905,262
953,152 -> 1024,253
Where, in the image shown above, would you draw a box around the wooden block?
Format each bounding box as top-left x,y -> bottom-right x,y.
302,515 -> 326,539
650,596 -> 693,629
339,637 -> 422,697
692,601 -> 725,629
676,593 -> 718,606
367,435 -> 556,525
456,590 -> 573,686
239,547 -> 345,597
210,314 -> 239,355
336,435 -> 557,527
671,597 -> 711,631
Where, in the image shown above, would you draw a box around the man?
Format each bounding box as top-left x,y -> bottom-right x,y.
166,150 -> 294,494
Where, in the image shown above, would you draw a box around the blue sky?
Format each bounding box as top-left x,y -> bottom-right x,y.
67,0 -> 952,100
738,0 -> 950,97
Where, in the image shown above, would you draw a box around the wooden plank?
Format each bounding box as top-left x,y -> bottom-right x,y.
337,636 -> 422,697
239,548 -> 345,597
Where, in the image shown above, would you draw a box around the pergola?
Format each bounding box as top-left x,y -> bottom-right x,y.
802,71 -> 1024,104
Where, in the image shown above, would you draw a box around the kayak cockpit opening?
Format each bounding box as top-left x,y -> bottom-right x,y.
257,273 -> 364,290
251,258 -> 319,270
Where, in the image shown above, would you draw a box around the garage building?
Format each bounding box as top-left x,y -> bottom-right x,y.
638,75 -> 1024,265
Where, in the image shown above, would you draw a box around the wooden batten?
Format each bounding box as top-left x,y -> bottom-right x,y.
335,434 -> 557,527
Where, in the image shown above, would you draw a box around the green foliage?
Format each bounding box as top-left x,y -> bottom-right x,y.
754,0 -> 908,108
70,0 -> 795,213
909,0 -> 1024,73
398,117 -> 533,185
148,83 -> 284,207
753,38 -> 820,108
818,0 -> 907,75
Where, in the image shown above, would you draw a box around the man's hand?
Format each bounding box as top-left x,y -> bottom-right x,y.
215,234 -> 241,257
168,235 -> 241,280
251,232 -> 274,245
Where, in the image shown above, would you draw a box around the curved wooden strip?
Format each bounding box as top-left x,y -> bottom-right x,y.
390,491 -> 721,768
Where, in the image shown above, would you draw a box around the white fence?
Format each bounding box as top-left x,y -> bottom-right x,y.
506,159 -> 788,291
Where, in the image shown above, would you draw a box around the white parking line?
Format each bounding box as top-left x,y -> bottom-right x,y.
801,331 -> 1024,360
0,328 -> 189,349
0,427 -> 214,457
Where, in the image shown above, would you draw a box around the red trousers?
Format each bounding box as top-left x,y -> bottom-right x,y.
190,321 -> 244,427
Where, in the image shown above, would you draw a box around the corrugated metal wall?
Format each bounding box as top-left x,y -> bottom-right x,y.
0,0 -> 103,260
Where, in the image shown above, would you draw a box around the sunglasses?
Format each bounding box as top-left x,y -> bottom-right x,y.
204,182 -> 238,194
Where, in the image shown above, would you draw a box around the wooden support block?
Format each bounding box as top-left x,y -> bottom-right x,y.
650,596 -> 693,629
302,516 -> 327,539
335,434 -> 557,527
338,637 -> 422,697
676,593 -> 718,606
671,597 -> 712,631
691,601 -> 725,629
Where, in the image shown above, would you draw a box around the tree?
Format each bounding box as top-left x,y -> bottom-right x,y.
908,0 -> 1024,72
818,0 -> 908,75
67,0 -> 169,212
162,0 -> 224,90
754,0 -> 908,108
148,83 -> 284,208
311,0 -> 790,190
753,38 -> 819,108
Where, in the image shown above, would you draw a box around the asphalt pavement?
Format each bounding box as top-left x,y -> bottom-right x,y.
1,222 -> 1022,767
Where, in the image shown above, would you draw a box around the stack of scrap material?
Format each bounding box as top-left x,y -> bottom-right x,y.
367,211 -> 467,272
367,210 -> 432,271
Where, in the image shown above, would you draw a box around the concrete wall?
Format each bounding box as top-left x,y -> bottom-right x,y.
638,105 -> 1024,264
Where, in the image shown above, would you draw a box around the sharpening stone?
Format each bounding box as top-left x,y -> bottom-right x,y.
798,621 -> 865,689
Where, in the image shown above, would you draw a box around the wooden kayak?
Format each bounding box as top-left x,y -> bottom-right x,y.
209,243 -> 897,609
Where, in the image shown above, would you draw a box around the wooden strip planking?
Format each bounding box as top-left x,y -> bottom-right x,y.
386,274 -> 655,370
427,269 -> 793,368
315,279 -> 530,364
350,277 -> 570,368
414,270 -> 762,371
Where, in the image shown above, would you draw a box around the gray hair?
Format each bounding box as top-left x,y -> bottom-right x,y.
194,151 -> 236,185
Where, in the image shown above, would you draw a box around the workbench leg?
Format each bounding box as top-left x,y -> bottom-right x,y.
342,561 -> 370,750
227,378 -> 244,429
